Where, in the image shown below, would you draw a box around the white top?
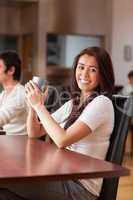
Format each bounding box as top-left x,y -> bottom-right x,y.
0,83 -> 28,135
52,95 -> 114,196
121,84 -> 133,96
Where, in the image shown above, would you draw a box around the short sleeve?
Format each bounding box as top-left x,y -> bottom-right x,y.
51,100 -> 72,124
78,95 -> 114,131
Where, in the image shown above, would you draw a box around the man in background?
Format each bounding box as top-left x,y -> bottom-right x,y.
121,70 -> 133,96
120,70 -> 133,157
0,51 -> 27,135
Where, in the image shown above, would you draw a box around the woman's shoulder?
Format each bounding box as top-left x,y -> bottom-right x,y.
88,95 -> 113,110
93,95 -> 112,104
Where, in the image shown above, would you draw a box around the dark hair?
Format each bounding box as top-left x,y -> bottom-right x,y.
64,46 -> 115,130
128,70 -> 133,78
0,51 -> 21,81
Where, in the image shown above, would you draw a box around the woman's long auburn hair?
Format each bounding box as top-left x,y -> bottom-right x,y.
64,47 -> 115,130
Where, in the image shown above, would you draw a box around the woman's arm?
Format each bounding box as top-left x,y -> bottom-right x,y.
34,104 -> 92,148
26,107 -> 47,138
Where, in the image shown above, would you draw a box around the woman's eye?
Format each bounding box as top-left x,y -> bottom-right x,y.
90,68 -> 97,73
78,65 -> 84,70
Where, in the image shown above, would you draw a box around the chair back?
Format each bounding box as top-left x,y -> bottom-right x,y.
0,130 -> 6,135
45,85 -> 70,113
98,95 -> 133,200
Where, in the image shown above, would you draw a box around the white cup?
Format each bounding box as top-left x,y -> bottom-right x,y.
32,76 -> 47,92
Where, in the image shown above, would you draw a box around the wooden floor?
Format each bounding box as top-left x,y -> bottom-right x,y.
117,157 -> 133,200
117,135 -> 133,200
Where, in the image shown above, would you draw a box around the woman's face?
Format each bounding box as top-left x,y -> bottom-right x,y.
76,54 -> 100,97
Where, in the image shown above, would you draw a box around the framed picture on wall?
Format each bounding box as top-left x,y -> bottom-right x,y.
124,45 -> 132,62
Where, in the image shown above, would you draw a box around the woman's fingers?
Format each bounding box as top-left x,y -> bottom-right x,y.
44,86 -> 49,97
25,84 -> 31,94
42,87 -> 49,102
25,81 -> 39,95
25,80 -> 49,107
25,82 -> 34,93
29,80 -> 40,92
25,80 -> 45,107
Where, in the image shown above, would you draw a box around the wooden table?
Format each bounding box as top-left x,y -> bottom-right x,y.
0,135 -> 129,185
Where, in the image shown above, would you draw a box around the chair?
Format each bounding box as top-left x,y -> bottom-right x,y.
45,85 -> 71,113
98,95 -> 133,200
0,129 -> 6,135
129,118 -> 133,157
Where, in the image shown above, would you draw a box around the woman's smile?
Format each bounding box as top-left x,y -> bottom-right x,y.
79,76 -> 90,84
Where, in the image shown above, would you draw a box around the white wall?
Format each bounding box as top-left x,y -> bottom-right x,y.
63,35 -> 102,67
111,0 -> 133,85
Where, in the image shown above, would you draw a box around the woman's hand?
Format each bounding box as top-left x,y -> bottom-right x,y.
25,80 -> 48,109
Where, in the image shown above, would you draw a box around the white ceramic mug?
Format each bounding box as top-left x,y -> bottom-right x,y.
32,76 -> 47,92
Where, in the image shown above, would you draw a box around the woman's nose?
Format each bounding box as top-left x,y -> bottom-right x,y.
82,69 -> 89,79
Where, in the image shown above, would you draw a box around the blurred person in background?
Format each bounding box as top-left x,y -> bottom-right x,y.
121,70 -> 133,96
0,51 -> 27,135
120,70 -> 133,157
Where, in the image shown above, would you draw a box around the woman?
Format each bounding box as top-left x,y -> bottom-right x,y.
0,47 -> 115,200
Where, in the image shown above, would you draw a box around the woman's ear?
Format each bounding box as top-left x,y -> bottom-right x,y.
7,66 -> 15,76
